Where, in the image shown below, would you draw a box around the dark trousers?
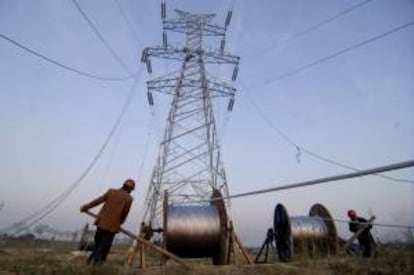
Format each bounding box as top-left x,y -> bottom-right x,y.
88,227 -> 115,265
358,231 -> 375,257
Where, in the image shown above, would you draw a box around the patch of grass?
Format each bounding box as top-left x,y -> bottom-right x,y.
0,240 -> 412,274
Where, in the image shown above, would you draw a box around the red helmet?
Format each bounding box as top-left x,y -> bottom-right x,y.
123,179 -> 136,190
347,209 -> 357,219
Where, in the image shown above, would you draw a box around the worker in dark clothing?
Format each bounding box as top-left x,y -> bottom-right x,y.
80,179 -> 135,265
347,209 -> 376,257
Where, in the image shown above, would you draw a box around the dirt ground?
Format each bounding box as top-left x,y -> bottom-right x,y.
0,239 -> 412,274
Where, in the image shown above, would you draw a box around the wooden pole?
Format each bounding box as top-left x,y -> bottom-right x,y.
227,228 -> 233,265
126,242 -> 136,265
229,221 -> 253,265
342,216 -> 375,253
83,210 -> 190,269
140,242 -> 146,269
126,223 -> 147,267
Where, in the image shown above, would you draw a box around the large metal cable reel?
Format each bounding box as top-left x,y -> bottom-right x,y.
273,203 -> 338,261
163,189 -> 229,265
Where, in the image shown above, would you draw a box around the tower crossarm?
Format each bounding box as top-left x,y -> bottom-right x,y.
206,80 -> 235,97
142,46 -> 186,62
148,77 -> 235,98
163,19 -> 226,36
143,46 -> 239,65
202,51 -> 239,65
175,9 -> 215,22
163,9 -> 225,37
147,77 -> 198,95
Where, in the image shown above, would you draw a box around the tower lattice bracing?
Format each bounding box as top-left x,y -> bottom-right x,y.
141,8 -> 239,229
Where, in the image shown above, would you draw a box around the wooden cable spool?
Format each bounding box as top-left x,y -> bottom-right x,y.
273,203 -> 338,261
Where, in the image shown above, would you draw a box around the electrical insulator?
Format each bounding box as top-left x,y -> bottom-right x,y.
147,91 -> 154,106
146,59 -> 152,74
163,31 -> 168,48
225,11 -> 232,28
231,66 -> 238,81
227,97 -> 235,111
161,2 -> 166,19
220,39 -> 225,54
141,48 -> 148,63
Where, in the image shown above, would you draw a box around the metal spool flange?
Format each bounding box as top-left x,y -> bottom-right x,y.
273,204 -> 292,261
309,203 -> 338,256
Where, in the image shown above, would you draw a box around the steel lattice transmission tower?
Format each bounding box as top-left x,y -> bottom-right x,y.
141,6 -> 239,229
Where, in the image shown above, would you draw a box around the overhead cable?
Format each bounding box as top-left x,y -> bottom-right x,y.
98,118 -> 125,189
320,217 -> 414,229
114,0 -> 142,44
240,81 -> 414,184
298,0 -> 374,36
136,112 -> 157,182
71,0 -> 134,76
253,20 -> 414,89
0,33 -> 130,81
209,160 -> 414,201
1,67 -> 143,234
246,0 -> 375,59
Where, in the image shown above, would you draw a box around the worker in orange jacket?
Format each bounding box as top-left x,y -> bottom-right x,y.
80,179 -> 135,265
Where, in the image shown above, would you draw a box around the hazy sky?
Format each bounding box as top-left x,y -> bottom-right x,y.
1,0 -> 413,246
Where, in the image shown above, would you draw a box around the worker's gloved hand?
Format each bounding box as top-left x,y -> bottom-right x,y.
80,205 -> 87,212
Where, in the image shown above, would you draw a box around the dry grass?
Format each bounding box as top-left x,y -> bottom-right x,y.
0,239 -> 412,274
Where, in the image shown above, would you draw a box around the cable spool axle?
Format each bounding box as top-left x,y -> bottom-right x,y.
274,203 -> 338,261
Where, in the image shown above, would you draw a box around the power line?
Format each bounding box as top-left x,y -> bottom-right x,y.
136,111 -> 157,182
298,0 -> 374,36
1,68 -> 143,234
0,33 -> 130,81
206,159 -> 414,202
302,149 -> 414,184
71,0 -> 134,76
246,0 -> 375,60
98,117 -> 125,191
321,217 -> 414,230
274,215 -> 414,230
240,81 -> 414,185
253,20 -> 414,89
4,77 -> 138,233
113,0 -> 142,44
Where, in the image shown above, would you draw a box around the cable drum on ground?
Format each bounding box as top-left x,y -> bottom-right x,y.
273,203 -> 338,261
165,205 -> 222,258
